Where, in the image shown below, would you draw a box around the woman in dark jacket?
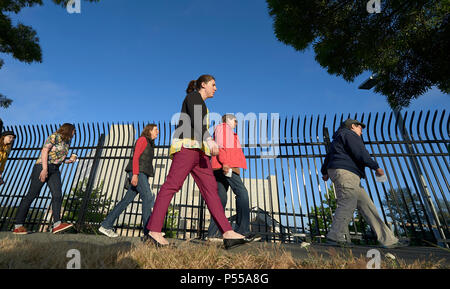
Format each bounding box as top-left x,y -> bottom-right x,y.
99,124 -> 159,237
145,75 -> 250,249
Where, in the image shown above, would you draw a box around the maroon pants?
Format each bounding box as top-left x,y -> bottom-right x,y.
146,147 -> 233,234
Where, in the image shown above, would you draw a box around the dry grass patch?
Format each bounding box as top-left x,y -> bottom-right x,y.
128,241 -> 299,269
0,237 -> 136,269
0,237 -> 446,269
296,247 -> 445,269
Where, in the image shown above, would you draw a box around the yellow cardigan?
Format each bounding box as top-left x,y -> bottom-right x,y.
0,145 -> 11,173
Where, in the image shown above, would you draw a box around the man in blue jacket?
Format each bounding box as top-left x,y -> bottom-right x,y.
321,119 -> 404,248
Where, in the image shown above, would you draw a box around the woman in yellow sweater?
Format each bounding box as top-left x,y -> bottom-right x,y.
0,131 -> 16,185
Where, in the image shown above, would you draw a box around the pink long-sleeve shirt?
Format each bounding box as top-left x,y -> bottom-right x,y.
211,123 -> 247,170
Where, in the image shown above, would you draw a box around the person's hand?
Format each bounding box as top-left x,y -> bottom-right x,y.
65,155 -> 77,164
223,164 -> 231,175
131,174 -> 138,187
322,174 -> 329,181
207,138 -> 219,156
39,169 -> 48,182
375,168 -> 384,177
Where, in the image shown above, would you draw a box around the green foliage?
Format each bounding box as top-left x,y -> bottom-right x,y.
62,178 -> 111,233
0,94 -> 12,108
0,0 -> 100,108
308,188 -> 336,236
163,205 -> 179,238
266,0 -> 450,108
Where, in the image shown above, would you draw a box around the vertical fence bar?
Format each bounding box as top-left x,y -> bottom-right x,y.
76,133 -> 105,230
294,116 -> 305,236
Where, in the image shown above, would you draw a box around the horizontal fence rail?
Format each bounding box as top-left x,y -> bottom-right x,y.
0,110 -> 448,246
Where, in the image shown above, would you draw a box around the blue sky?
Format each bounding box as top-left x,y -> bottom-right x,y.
0,0 -> 448,126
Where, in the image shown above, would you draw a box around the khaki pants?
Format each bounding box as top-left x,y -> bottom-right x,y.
327,169 -> 398,246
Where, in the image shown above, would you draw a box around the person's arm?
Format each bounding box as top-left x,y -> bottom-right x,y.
214,124 -> 231,172
39,134 -> 56,182
131,137 -> 147,186
344,133 -> 379,170
0,158 -> 6,175
0,146 -> 7,183
321,153 -> 330,180
0,158 -> 4,185
0,157 -> 5,184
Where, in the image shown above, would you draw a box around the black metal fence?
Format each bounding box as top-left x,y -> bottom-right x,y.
0,110 -> 448,247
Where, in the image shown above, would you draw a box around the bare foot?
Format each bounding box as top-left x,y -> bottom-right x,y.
222,230 -> 244,239
149,231 -> 169,245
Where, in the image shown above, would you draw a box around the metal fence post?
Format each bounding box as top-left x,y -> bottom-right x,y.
323,127 -> 330,153
75,133 -> 105,230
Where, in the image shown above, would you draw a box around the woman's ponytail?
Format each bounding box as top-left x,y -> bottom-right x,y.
186,80 -> 197,93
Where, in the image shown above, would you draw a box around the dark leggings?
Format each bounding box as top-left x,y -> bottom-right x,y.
15,164 -> 63,224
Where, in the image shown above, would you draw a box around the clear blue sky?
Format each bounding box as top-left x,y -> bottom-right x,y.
0,0 -> 448,125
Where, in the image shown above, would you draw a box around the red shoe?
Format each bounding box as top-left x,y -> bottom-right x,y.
52,223 -> 73,234
13,226 -> 28,235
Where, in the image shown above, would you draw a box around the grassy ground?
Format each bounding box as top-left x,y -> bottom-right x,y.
0,236 -> 446,269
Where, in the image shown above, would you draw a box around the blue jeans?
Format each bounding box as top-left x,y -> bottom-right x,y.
16,164 -> 64,225
207,170 -> 250,237
101,172 -> 155,234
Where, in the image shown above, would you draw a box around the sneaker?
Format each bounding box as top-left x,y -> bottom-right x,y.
13,226 -> 28,235
381,240 -> 409,249
99,226 -> 119,238
325,238 -> 352,247
52,223 -> 73,234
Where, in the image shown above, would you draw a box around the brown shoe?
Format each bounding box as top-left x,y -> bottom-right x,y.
13,226 -> 28,235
